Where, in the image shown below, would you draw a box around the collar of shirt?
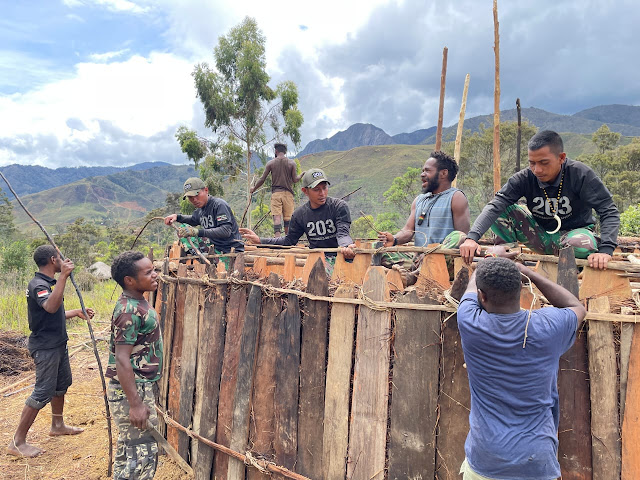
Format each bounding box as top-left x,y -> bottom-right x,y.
34,271 -> 56,285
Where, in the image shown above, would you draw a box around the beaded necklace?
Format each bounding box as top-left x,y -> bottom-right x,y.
540,169 -> 565,234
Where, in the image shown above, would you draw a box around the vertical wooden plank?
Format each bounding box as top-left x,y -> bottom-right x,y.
520,284 -> 541,310
347,266 -> 391,480
322,285 -> 356,480
252,256 -> 268,278
274,294 -> 301,470
622,326 -> 640,480
283,254 -> 296,282
176,267 -> 203,459
228,285 -> 263,480
435,312 -> 470,480
386,267 -> 404,293
192,264 -> 228,480
167,264 -> 187,450
388,291 -> 440,480
416,252 -> 451,294
620,323 -> 634,424
557,247 -> 592,480
331,251 -> 372,284
247,274 -> 282,480
213,254 -> 248,479
301,252 -> 326,285
297,259 -> 329,478
535,260 -> 558,282
587,297 -> 620,480
157,274 -> 175,438
580,266 -> 632,302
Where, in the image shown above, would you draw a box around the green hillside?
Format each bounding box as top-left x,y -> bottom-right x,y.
12,164 -> 196,233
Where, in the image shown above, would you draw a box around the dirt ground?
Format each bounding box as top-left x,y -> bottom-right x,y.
0,331 -> 192,480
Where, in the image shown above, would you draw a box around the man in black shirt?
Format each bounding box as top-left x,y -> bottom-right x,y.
164,177 -> 245,258
240,168 -> 356,262
460,130 -> 619,270
8,245 -> 94,458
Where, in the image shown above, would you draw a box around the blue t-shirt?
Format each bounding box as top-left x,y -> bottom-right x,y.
457,293 -> 578,480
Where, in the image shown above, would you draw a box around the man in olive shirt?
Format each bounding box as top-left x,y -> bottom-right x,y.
251,143 -> 305,236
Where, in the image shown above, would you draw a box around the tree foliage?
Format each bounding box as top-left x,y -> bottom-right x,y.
383,167 -> 421,212
0,187 -> 16,243
592,124 -> 621,154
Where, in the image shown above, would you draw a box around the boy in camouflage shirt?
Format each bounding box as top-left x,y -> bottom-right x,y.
106,251 -> 163,479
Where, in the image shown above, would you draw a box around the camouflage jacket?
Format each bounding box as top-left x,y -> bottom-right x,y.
106,294 -> 163,383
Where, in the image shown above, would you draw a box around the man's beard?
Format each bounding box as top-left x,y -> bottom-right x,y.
422,176 -> 440,194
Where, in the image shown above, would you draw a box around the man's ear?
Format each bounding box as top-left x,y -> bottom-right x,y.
301,187 -> 309,197
477,288 -> 488,305
123,275 -> 134,288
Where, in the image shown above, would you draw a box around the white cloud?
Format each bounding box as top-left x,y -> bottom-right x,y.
0,52 -> 196,166
88,48 -> 130,62
63,0 -> 151,14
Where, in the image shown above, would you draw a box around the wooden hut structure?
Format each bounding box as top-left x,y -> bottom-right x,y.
152,242 -> 640,480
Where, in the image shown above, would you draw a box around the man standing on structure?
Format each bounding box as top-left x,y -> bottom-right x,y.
251,143 -> 305,237
457,255 -> 586,479
8,245 -> 93,458
460,130 -> 619,269
377,151 -> 470,286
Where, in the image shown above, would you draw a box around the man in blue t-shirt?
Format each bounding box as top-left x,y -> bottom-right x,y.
457,256 -> 586,479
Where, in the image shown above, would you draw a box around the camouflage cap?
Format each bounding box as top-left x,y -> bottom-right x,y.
183,177 -> 206,199
301,168 -> 331,189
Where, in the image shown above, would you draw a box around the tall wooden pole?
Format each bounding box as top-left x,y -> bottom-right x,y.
435,46 -> 448,151
516,98 -> 522,172
492,0 -> 501,192
452,74 -> 470,188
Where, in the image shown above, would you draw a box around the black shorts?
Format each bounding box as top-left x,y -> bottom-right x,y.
26,344 -> 72,410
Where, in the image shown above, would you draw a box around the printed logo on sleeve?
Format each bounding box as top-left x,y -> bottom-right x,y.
37,289 -> 50,298
216,214 -> 228,222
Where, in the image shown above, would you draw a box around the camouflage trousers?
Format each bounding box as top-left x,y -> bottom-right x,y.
380,230 -> 468,270
108,381 -> 159,480
490,204 -> 598,259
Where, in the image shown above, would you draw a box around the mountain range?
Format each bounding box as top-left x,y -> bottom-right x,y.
297,104 -> 640,157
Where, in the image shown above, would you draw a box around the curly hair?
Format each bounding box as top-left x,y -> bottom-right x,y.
111,251 -> 145,289
475,257 -> 521,302
274,143 -> 287,154
528,130 -> 563,155
430,151 -> 459,181
33,245 -> 59,267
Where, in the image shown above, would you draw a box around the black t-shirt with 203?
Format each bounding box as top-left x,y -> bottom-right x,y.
26,271 -> 68,353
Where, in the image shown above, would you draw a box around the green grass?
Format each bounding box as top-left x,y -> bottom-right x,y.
0,275 -> 120,336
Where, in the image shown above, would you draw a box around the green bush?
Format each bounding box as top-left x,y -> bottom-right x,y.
620,205 -> 640,236
1,240 -> 30,275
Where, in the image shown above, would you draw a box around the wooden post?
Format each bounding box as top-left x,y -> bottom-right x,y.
492,0 -> 501,193
516,98 -> 522,172
621,322 -> 634,424
435,46 -> 448,151
452,73 -> 470,188
248,274 -> 282,480
227,285 -> 263,480
213,255 -> 248,479
167,263 -> 187,451
322,285 -> 357,480
176,264 -> 204,459
556,247 -> 592,479
388,292 -> 441,480
157,272 -> 176,437
622,325 -> 640,479
191,264 -> 228,480
347,267 -> 391,480
587,296 -> 621,480
274,295 -> 301,470
297,259 -> 329,478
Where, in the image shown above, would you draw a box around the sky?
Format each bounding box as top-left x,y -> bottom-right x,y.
1,0 -> 639,168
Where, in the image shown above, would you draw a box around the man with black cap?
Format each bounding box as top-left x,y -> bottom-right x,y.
250,143 -> 305,237
240,168 -> 356,267
164,177 -> 244,257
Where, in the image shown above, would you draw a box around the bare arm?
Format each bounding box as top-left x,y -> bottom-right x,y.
451,190 -> 471,233
378,197 -> 417,247
517,263 -> 586,321
65,308 -> 95,320
294,168 -> 305,183
251,163 -> 272,193
115,344 -> 149,430
465,268 -> 478,295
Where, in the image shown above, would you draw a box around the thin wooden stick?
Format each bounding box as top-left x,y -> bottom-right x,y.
435,46 -> 448,151
516,98 -> 522,172
452,73 -> 470,188
0,171 -> 114,476
492,0 -> 501,192
155,406 -> 312,480
358,210 -> 383,235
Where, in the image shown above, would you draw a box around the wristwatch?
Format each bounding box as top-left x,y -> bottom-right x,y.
392,236 -> 398,246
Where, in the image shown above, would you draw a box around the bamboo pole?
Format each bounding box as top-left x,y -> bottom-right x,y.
492,0 -> 501,192
516,98 -> 522,172
435,46 -> 448,151
452,73 -> 470,187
